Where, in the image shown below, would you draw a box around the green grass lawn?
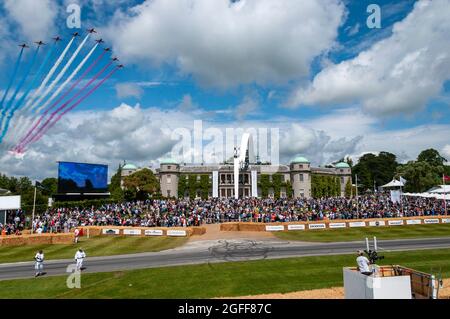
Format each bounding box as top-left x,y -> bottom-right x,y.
1,248 -> 449,299
274,223 -> 450,242
0,236 -> 187,264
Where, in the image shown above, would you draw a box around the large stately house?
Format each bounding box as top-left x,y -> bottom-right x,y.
121,157 -> 352,199
122,133 -> 351,199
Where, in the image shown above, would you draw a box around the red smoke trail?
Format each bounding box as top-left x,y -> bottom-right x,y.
14,51 -> 108,151
14,60 -> 114,152
18,66 -> 120,152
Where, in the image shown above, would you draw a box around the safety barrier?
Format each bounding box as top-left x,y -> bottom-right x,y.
0,233 -> 74,246
76,225 -> 206,238
220,216 -> 450,232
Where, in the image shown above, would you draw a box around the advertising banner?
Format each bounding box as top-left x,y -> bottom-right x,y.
123,229 -> 142,235
329,223 -> 346,229
102,229 -> 120,235
287,224 -> 305,231
309,223 -> 326,230
265,225 -> 284,232
167,230 -> 187,237
145,229 -> 164,236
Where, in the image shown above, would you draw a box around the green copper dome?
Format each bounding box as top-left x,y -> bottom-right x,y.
160,158 -> 178,165
291,156 -> 310,164
122,163 -> 138,170
335,162 -> 350,168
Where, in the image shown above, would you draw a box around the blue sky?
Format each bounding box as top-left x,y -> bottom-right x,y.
0,0 -> 449,180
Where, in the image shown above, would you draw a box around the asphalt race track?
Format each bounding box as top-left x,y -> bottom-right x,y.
1,237 -> 450,281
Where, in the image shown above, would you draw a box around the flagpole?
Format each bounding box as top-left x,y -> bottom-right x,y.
355,174 -> 359,217
444,174 -> 447,216
31,184 -> 37,234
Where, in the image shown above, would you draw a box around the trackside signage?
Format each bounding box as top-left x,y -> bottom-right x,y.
266,225 -> 284,232
102,229 -> 120,235
424,219 -> 440,224
123,229 -> 142,236
349,222 -> 366,228
145,229 -> 163,236
369,221 -> 386,227
287,224 -> 305,231
388,220 -> 404,226
406,220 -> 421,225
441,218 -> 450,224
309,223 -> 326,230
329,223 -> 346,229
167,230 -> 187,237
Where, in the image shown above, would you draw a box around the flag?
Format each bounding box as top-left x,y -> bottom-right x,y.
399,176 -> 407,185
35,181 -> 48,190
444,175 -> 450,183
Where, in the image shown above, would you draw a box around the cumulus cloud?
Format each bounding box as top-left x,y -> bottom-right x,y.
287,0 -> 450,116
3,0 -> 58,40
441,145 -> 450,161
235,96 -> 258,121
115,82 -> 144,99
1,103 -> 449,181
102,0 -> 345,88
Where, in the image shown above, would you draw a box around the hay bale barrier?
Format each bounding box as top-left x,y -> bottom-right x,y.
220,216 -> 449,232
0,233 -> 74,247
75,226 -> 206,238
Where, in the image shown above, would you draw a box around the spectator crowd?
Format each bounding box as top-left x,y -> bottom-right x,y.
1,194 -> 448,235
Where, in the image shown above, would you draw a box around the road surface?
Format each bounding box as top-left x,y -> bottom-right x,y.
1,237 -> 449,281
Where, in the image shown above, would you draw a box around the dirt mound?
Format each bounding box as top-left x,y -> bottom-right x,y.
219,279 -> 450,299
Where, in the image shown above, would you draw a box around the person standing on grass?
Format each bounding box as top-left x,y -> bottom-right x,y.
75,249 -> 86,271
74,228 -> 80,243
34,250 -> 44,277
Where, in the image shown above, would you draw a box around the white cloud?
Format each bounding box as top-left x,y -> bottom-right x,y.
441,145 -> 450,161
1,103 -> 449,181
288,0 -> 450,116
102,0 -> 345,88
115,82 -> 144,99
235,96 -> 258,121
3,0 -> 58,40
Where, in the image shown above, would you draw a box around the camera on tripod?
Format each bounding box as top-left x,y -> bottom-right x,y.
364,237 -> 385,264
364,249 -> 385,264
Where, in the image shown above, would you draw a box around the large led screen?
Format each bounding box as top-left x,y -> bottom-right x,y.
58,162 -> 108,193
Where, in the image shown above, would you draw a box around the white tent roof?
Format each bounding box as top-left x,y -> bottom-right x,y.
429,185 -> 450,194
381,179 -> 404,188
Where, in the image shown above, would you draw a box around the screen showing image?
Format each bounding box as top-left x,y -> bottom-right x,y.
58,162 -> 108,193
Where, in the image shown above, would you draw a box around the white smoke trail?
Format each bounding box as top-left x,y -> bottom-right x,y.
12,34 -> 90,142
29,34 -> 91,114
21,37 -> 75,115
9,37 -> 75,142
35,43 -> 98,115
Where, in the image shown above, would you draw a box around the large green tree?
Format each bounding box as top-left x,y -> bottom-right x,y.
352,152 -> 398,191
123,168 -> 159,200
396,161 -> 444,193
417,149 -> 447,167
40,178 -> 57,196
396,149 -> 448,192
108,165 -> 125,202
0,174 -> 48,213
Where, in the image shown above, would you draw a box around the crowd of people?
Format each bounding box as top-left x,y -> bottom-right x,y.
0,194 -> 447,235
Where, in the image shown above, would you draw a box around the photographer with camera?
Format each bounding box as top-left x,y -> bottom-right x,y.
356,250 -> 372,276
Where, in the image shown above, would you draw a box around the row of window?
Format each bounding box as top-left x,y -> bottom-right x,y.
164,174 -> 347,185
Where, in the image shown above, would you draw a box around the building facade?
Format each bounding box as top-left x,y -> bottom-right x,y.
121,157 -> 352,199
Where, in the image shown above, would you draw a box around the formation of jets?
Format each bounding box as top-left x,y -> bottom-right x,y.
16,28 -> 121,67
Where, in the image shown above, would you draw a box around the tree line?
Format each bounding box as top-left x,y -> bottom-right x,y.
1,148 -> 448,210
351,148 -> 449,193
